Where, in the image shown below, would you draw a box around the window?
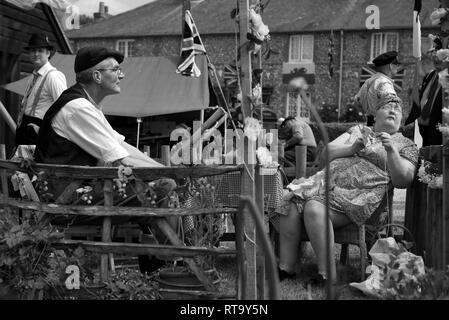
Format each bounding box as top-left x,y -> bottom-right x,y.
289,34 -> 314,62
370,33 -> 398,61
116,39 -> 135,57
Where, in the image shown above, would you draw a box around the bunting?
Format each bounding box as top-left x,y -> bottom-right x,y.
176,10 -> 207,77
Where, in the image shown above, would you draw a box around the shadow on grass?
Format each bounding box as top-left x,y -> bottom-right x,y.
214,243 -> 376,300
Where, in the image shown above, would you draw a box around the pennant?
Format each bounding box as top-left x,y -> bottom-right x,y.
176,10 -> 206,77
413,0 -> 422,59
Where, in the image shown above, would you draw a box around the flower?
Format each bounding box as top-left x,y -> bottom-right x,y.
430,8 -> 448,21
256,147 -> 278,168
417,160 -> 443,189
252,83 -> 262,100
438,124 -> 449,137
244,117 -> 262,142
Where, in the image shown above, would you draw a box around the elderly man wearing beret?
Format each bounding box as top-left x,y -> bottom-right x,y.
35,46 -> 162,168
354,51 -> 403,126
34,46 -> 176,274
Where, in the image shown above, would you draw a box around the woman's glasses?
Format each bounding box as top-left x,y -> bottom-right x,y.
379,104 -> 402,113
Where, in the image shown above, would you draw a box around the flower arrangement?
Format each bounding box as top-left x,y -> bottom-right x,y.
436,49 -> 449,63
417,160 -> 443,189
178,177 -> 224,270
430,7 -> 449,26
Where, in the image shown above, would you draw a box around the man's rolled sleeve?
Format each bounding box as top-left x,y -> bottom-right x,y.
53,99 -> 130,163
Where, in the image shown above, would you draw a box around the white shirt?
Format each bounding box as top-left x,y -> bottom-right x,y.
51,95 -> 129,163
22,61 -> 67,120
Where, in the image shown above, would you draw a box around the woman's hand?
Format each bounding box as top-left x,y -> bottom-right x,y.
376,132 -> 397,153
351,137 -> 365,154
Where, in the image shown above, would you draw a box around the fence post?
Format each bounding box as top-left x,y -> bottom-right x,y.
161,145 -> 171,166
443,142 -> 449,267
143,145 -> 150,157
295,145 -> 307,178
101,179 -> 114,281
255,166 -> 265,299
0,144 -> 8,196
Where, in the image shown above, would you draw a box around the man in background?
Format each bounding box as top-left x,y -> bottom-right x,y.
16,33 -> 66,146
405,53 -> 443,146
278,116 -> 317,166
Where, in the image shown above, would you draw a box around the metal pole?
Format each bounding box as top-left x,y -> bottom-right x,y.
136,117 -> 142,149
299,89 -> 335,299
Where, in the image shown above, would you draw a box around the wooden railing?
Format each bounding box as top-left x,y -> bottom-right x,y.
0,145 -> 280,299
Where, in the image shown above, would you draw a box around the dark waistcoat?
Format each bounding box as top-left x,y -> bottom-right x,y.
34,83 -> 97,166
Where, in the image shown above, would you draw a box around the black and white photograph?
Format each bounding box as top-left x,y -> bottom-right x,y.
0,0 -> 448,309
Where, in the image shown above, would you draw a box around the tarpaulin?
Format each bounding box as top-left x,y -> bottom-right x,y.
2,53 -> 211,118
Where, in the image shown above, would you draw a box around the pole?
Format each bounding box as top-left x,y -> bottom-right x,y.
338,30 -> 344,122
239,0 -> 257,300
136,117 -> 142,149
0,101 -> 16,134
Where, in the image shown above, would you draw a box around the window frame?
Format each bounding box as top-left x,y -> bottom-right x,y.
289,34 -> 314,63
116,39 -> 135,58
370,32 -> 399,62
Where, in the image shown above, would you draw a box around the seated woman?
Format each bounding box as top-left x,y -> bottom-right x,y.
278,96 -> 418,285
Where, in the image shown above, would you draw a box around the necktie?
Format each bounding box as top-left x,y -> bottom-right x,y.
17,72 -> 39,126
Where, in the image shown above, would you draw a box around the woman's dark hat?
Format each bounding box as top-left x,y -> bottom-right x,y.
372,51 -> 401,67
74,46 -> 124,73
24,33 -> 54,50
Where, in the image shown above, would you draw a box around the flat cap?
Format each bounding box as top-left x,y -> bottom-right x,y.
372,51 -> 400,67
75,46 -> 124,73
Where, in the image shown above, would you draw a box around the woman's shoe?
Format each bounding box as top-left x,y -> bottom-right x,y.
278,267 -> 296,281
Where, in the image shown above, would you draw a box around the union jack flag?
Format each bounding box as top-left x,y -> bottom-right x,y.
360,66 -> 405,92
176,10 -> 206,77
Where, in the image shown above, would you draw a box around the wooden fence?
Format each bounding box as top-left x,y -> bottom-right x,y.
0,148 -> 280,299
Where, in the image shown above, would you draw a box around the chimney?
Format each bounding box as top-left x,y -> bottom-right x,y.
105,6 -> 108,14
99,2 -> 105,15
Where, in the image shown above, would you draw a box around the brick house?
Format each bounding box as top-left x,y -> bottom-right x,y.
66,0 -> 440,122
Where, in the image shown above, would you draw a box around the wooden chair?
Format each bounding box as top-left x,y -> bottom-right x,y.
297,188 -> 394,281
273,145 -> 394,280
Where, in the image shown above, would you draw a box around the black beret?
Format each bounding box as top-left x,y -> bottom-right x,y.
74,46 -> 124,73
372,51 -> 400,67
